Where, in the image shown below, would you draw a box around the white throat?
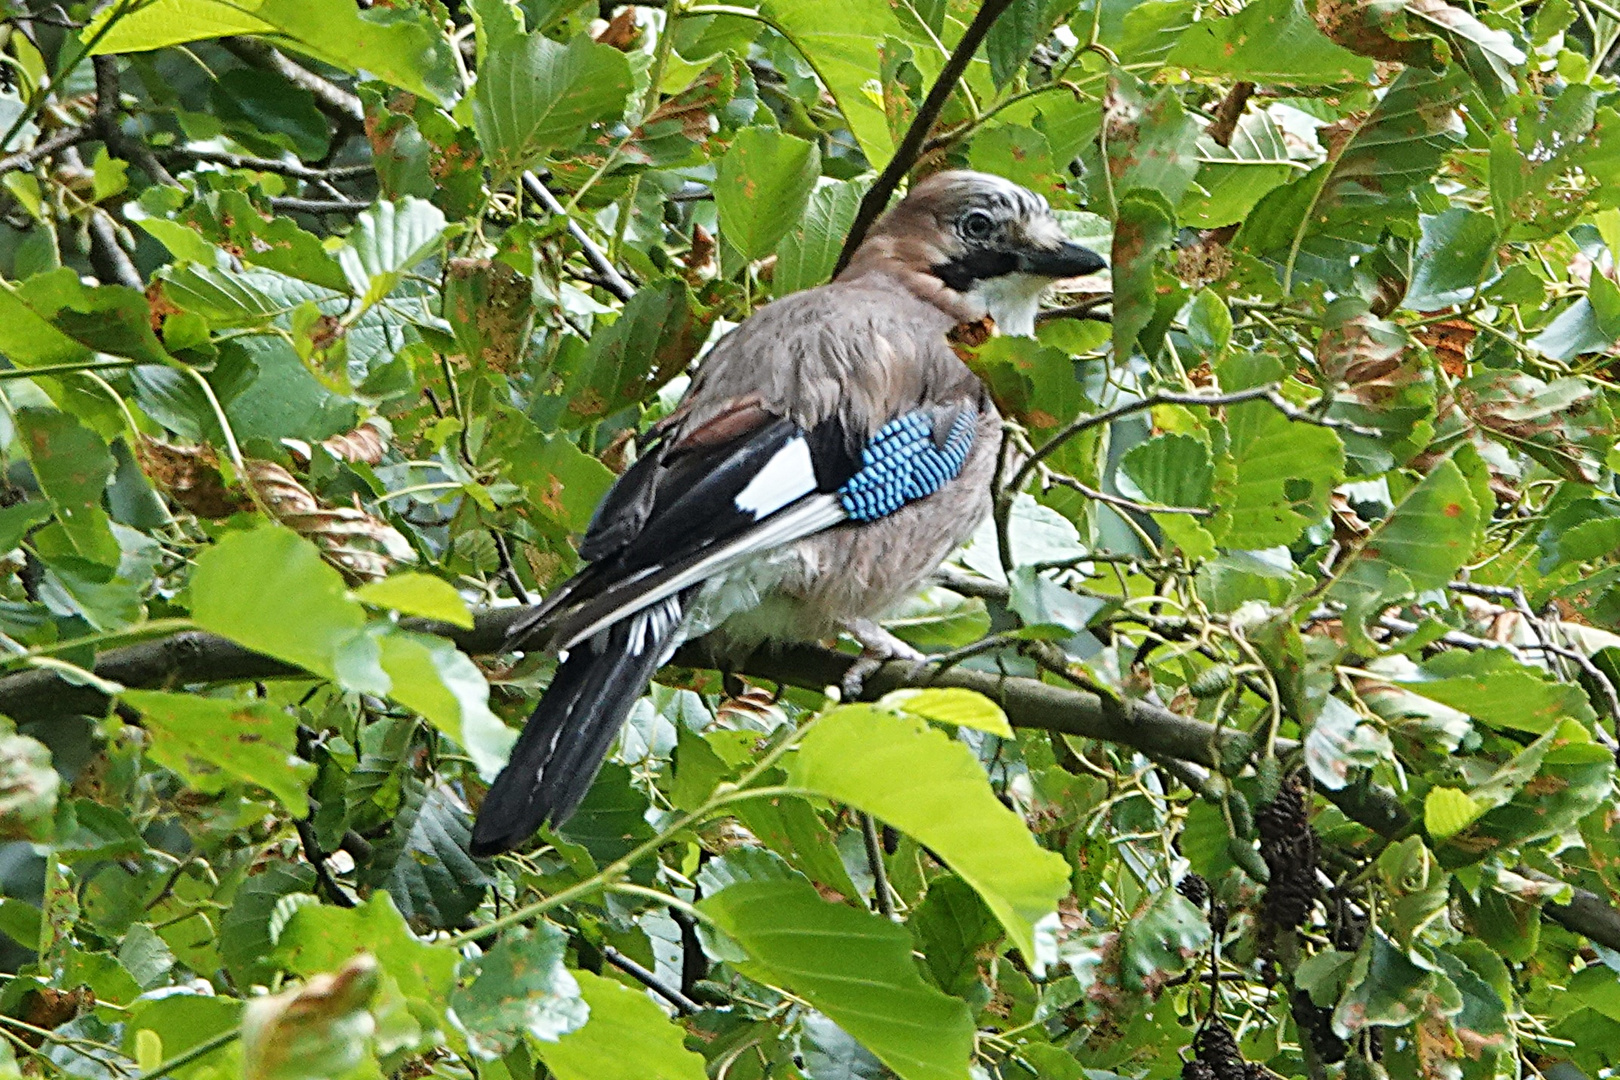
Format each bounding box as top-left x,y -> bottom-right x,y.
968,272 -> 1050,337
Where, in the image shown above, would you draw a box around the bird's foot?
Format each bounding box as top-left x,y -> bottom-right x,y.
841,619 -> 929,699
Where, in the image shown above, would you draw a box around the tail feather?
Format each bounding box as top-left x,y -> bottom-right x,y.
471,596 -> 686,857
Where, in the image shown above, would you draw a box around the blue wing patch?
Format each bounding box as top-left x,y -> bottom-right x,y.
838,409 -> 977,522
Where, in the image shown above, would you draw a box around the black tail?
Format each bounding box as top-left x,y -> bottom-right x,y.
470,596 -> 686,857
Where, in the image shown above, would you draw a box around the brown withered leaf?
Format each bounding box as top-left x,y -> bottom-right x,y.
137,438 -> 253,519
1413,317 -> 1475,378
1316,308 -> 1411,401
320,420 -> 389,465
594,7 -> 640,49
246,460 -> 414,582
19,985 -> 94,1046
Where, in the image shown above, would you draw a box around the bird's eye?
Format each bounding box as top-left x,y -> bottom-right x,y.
960,209 -> 995,240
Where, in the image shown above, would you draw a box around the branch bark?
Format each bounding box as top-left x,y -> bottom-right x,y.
834,0 -> 1018,275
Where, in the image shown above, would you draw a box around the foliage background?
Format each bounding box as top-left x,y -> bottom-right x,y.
0,0 -> 1617,1077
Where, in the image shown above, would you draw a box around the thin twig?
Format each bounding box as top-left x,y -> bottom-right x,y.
859,812 -> 897,920
491,531 -> 531,605
268,196 -> 370,214
834,0 -> 1018,274
1042,469 -> 1213,517
602,945 -> 701,1014
522,172 -> 637,302
294,818 -> 358,908
0,122 -> 93,177
169,147 -> 373,182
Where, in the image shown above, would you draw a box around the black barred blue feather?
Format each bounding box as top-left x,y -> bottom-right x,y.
838,410 -> 977,522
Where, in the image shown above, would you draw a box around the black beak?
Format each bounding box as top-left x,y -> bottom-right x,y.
1018,241 -> 1107,278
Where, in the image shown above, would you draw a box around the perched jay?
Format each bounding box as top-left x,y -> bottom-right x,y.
471,171 -> 1106,856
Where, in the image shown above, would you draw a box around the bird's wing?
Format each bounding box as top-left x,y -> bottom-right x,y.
505,391 -> 984,654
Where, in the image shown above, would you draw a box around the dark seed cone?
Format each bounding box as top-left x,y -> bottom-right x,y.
1291,989 -> 1347,1064
1178,873 -> 1210,908
1182,1061 -> 1219,1080
1194,1022 -> 1248,1080
1256,774 -> 1321,941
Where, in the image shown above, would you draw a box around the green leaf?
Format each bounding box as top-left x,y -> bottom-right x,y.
534,970 -> 707,1080
1111,189 -> 1176,361
123,996 -> 242,1080
354,573 -> 472,628
120,690 -> 316,816
715,128 -> 822,262
181,192 -> 350,292
0,281 -> 93,368
1328,459 -> 1479,625
276,893 -> 457,1008
0,724 -> 57,843
758,0 -> 926,164
1116,888 -> 1210,991
1240,68 -> 1465,291
1209,400 -> 1344,549
361,782 -> 491,927
1391,649 -> 1598,736
221,863 -> 317,990
911,875 -> 1001,997
1304,696 -> 1393,791
1104,74 -> 1203,204
11,272 -> 172,364
786,705 -> 1070,965
376,632 -> 514,780
698,878 -> 974,1080
498,423 -> 615,533
451,925 -> 587,1059
549,279 -> 707,427
1334,930 -> 1435,1034
190,525 -> 378,688
775,180 -> 867,297
1180,113 -> 1300,230
1167,0 -> 1374,83
474,32 -> 633,180
89,0 -> 460,104
14,408 -> 119,566
877,688 -> 1011,737
1405,209 -> 1499,311
985,0 -> 1043,88
337,198 -> 449,299
1425,787 -> 1483,842
1119,432 -> 1213,508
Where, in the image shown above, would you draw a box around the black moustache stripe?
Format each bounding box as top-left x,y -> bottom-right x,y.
930,249 -> 1020,291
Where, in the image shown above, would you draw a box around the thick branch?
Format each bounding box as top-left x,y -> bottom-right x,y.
3,612 -> 1617,950
834,0 -> 1018,274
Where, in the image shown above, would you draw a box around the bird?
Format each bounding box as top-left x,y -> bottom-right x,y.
470,170 -> 1107,857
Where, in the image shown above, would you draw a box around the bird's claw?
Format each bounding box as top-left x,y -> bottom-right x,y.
840,620 -> 930,699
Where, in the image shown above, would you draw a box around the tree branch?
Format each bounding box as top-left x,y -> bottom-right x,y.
220,38 -> 365,125
833,0 -> 1018,275
522,172 -> 638,303
4,610 -> 1618,951
168,147 -> 373,183
0,122 -> 94,178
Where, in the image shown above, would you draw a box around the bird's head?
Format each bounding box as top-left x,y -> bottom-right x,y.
842,170 -> 1107,336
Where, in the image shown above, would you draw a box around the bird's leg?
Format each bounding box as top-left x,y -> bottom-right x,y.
841,618 -> 928,699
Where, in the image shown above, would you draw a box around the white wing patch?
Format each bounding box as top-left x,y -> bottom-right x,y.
734,436 -> 816,518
